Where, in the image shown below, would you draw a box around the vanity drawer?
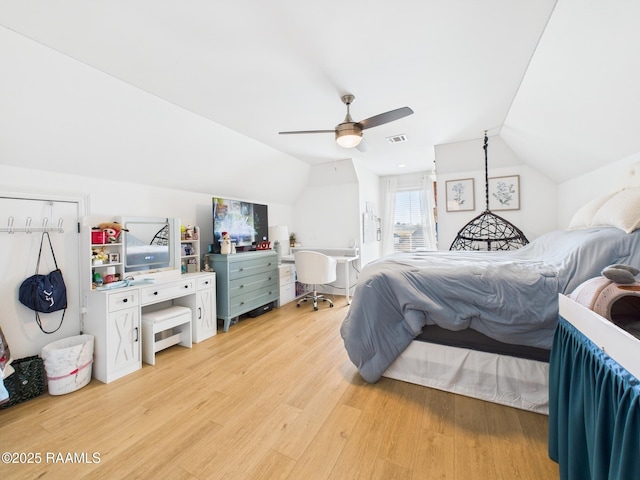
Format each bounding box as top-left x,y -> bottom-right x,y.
107,290 -> 139,312
139,279 -> 196,305
197,274 -> 215,290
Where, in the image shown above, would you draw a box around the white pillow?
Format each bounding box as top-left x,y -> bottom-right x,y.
568,191 -> 619,229
591,187 -> 640,233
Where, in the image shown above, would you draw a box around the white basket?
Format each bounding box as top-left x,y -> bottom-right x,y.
41,334 -> 94,396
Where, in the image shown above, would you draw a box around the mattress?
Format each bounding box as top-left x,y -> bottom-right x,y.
415,324 -> 550,362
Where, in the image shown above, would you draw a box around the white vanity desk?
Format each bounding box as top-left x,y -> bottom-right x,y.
83,270 -> 216,383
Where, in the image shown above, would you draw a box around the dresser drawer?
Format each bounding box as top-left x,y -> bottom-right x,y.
279,264 -> 295,286
279,282 -> 296,305
229,256 -> 277,280
107,290 -> 140,312
139,279 -> 196,305
229,270 -> 277,298
229,288 -> 279,317
197,274 -> 215,290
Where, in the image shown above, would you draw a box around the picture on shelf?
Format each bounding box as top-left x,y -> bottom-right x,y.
108,252 -> 120,263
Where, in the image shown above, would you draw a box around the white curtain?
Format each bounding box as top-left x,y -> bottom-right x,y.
381,177 -> 397,256
421,173 -> 438,250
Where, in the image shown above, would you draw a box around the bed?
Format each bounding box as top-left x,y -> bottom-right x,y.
341,211 -> 640,413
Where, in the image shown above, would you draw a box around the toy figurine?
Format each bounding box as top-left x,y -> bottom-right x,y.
92,247 -> 108,265
94,222 -> 128,244
220,232 -> 231,254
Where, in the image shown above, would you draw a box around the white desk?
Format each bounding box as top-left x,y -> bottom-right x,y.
282,250 -> 359,305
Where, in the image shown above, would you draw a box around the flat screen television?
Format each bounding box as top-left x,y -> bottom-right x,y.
212,198 -> 268,253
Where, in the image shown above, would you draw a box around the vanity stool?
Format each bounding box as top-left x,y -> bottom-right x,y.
141,306 -> 192,365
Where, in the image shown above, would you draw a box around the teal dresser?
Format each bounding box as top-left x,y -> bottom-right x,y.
210,251 -> 279,332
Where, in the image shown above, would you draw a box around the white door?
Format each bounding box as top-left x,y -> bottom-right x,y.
196,287 -> 215,341
108,307 -> 140,375
0,195 -> 82,358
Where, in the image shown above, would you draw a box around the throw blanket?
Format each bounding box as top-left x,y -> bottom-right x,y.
341,227 -> 640,383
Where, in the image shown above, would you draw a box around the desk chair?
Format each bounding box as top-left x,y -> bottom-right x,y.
294,251 -> 337,310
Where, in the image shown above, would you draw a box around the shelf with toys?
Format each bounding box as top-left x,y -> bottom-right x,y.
90,221 -> 128,288
180,225 -> 200,274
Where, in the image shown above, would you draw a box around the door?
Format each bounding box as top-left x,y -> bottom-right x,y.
0,194 -> 82,358
196,287 -> 215,341
108,307 -> 140,375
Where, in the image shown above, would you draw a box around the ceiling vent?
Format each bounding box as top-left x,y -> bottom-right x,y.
386,134 -> 407,144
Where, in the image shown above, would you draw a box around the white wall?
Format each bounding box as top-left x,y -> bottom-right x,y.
291,159 -> 362,294
0,164 -> 295,261
291,160 -> 360,249
435,136 -> 557,249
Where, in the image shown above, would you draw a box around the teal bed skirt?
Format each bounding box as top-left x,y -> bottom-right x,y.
548,316 -> 640,479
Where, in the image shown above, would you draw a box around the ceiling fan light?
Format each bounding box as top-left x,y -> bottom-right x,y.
335,123 -> 363,148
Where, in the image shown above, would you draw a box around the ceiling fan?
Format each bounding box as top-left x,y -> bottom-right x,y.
279,94 -> 414,151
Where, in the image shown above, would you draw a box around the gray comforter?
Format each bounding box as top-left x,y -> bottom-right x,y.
341,227 -> 640,383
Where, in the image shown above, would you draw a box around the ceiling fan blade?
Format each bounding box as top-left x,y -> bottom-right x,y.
279,129 -> 335,135
355,138 -> 369,153
357,106 -> 414,130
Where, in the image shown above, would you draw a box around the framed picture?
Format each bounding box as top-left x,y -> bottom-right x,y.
108,252 -> 120,264
445,178 -> 475,212
489,175 -> 520,211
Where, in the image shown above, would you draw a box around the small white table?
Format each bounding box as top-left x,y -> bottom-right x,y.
331,255 -> 359,304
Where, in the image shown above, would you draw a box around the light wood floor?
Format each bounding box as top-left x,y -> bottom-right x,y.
0,297 -> 559,479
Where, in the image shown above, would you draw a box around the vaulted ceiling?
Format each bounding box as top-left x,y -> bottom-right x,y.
1,1 -> 639,191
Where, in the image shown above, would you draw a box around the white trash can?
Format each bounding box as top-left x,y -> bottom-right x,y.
41,334 -> 94,396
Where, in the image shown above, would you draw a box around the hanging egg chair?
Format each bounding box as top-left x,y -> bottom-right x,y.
449,132 -> 529,251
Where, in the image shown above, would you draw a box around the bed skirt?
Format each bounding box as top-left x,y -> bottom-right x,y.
382,340 -> 549,414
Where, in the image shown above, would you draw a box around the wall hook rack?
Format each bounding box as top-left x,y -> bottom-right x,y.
1,216 -> 64,234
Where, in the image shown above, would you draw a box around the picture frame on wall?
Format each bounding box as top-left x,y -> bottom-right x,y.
488,175 -> 520,211
445,178 -> 475,212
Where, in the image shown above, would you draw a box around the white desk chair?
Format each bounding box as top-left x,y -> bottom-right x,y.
294,251 -> 337,310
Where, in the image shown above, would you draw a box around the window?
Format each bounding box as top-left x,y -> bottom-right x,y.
381,173 -> 437,255
393,188 -> 429,252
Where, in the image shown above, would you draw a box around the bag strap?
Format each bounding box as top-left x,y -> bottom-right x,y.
34,231 -> 64,334
35,232 -> 59,274
35,310 -> 65,334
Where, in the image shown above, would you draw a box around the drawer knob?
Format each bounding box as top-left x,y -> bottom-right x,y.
123,298 -> 128,303
184,285 -> 189,289
153,291 -> 159,296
